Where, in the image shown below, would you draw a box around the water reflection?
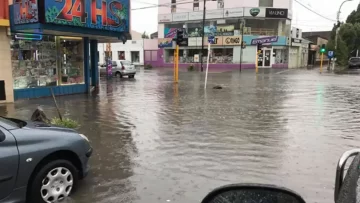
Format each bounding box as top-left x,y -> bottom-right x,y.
1,69 -> 360,203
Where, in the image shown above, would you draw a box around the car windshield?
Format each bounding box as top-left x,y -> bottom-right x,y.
350,58 -> 360,62
0,116 -> 26,128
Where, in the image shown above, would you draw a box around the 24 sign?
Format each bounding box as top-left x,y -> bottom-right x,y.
45,0 -> 130,32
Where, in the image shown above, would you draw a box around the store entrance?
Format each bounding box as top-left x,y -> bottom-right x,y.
257,48 -> 272,68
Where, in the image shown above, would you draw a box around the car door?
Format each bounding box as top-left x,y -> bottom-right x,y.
0,126 -> 19,200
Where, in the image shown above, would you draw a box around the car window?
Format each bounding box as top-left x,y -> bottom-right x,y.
121,61 -> 131,66
0,117 -> 21,128
112,61 -> 117,66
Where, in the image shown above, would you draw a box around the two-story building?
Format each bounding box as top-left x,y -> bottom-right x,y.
0,0 -> 13,103
150,0 -> 293,70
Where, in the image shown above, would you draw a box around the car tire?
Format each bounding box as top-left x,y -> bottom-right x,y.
115,72 -> 123,78
28,160 -> 79,203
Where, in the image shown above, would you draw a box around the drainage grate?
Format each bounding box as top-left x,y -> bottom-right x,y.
0,81 -> 6,101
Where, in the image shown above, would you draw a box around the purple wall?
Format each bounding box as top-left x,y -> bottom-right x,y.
144,49 -> 288,71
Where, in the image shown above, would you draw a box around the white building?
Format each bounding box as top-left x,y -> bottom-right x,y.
98,31 -> 145,66
148,0 -> 296,69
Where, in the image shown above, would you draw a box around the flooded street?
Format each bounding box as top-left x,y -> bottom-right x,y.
2,68 -> 360,203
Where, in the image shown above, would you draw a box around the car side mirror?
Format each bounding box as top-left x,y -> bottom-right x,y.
0,131 -> 5,142
201,184 -> 306,203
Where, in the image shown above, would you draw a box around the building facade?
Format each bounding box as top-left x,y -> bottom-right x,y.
0,0 -> 13,103
98,31 -> 145,66
149,0 -> 293,70
7,0 -> 130,101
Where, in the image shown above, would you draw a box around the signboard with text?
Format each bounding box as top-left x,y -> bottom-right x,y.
44,0 -> 130,32
223,36 -> 241,45
13,0 -> 39,24
158,38 -> 173,48
251,36 -> 278,45
265,8 -> 288,18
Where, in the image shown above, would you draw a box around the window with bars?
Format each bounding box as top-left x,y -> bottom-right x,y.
259,0 -> 273,7
217,0 -> 224,9
171,0 -> 176,13
193,0 -> 199,11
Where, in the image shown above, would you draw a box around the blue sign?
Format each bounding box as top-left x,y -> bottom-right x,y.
328,51 -> 334,58
44,0 -> 130,32
208,36 -> 215,44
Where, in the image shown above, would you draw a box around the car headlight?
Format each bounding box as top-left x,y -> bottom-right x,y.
79,134 -> 90,142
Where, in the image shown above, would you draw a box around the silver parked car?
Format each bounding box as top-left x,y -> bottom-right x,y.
99,60 -> 136,78
0,116 -> 92,203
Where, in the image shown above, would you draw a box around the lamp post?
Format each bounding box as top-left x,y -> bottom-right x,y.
334,0 -> 353,70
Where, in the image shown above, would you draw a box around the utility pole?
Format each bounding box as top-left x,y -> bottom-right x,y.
200,0 -> 206,72
240,18 -> 245,72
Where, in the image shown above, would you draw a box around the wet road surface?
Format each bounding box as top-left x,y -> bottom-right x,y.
1,68 -> 360,203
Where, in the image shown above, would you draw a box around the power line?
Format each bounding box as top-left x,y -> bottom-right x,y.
131,0 -> 197,11
294,0 -> 336,22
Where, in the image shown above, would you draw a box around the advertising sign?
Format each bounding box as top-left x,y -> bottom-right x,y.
172,12 -> 188,21
158,38 -> 173,48
189,9 -> 224,20
13,0 -> 39,24
204,36 -> 223,46
164,28 -> 187,38
244,7 -> 266,17
188,27 -> 202,37
250,36 -> 279,45
158,14 -> 172,22
265,8 -> 288,18
216,25 -> 234,32
178,38 -> 188,47
223,7 -> 244,18
223,36 -> 241,45
44,0 -> 130,32
188,37 -> 202,46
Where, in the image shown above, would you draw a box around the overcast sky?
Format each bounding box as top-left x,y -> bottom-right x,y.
130,0 -> 360,35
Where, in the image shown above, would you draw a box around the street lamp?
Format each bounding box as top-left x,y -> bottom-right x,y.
334,0 -> 353,69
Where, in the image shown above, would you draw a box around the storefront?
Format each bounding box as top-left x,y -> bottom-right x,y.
159,35 -> 289,70
9,0 -> 130,100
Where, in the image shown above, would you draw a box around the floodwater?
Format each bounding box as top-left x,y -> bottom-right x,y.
2,68 -> 360,203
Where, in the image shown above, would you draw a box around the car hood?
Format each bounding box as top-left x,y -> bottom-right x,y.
18,121 -> 77,133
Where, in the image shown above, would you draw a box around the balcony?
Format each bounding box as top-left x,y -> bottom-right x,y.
0,0 -> 9,26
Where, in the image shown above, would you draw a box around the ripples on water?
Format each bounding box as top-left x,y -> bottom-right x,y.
1,69 -> 360,203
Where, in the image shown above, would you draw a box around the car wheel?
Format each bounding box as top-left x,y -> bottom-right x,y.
28,160 -> 79,203
115,72 -> 123,78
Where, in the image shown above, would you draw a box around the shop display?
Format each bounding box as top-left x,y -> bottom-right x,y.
60,38 -> 84,85
11,39 -> 57,89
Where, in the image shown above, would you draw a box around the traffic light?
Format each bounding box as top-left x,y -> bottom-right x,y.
176,29 -> 184,45
320,44 -> 326,53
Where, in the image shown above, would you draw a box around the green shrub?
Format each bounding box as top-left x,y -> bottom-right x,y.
188,65 -> 194,71
145,64 -> 153,69
50,117 -> 79,129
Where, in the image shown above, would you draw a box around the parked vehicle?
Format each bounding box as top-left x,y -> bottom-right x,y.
348,57 -> 360,69
99,60 -> 136,78
0,116 -> 92,203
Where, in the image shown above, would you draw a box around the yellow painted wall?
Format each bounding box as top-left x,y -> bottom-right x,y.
0,27 -> 14,103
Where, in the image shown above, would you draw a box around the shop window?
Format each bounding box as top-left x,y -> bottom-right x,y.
59,37 -> 84,85
11,35 -> 58,89
211,48 -> 233,63
118,51 -> 125,60
259,0 -> 273,7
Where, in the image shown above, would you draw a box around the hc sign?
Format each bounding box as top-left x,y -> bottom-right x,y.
208,36 -> 215,44
328,51 -> 334,58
